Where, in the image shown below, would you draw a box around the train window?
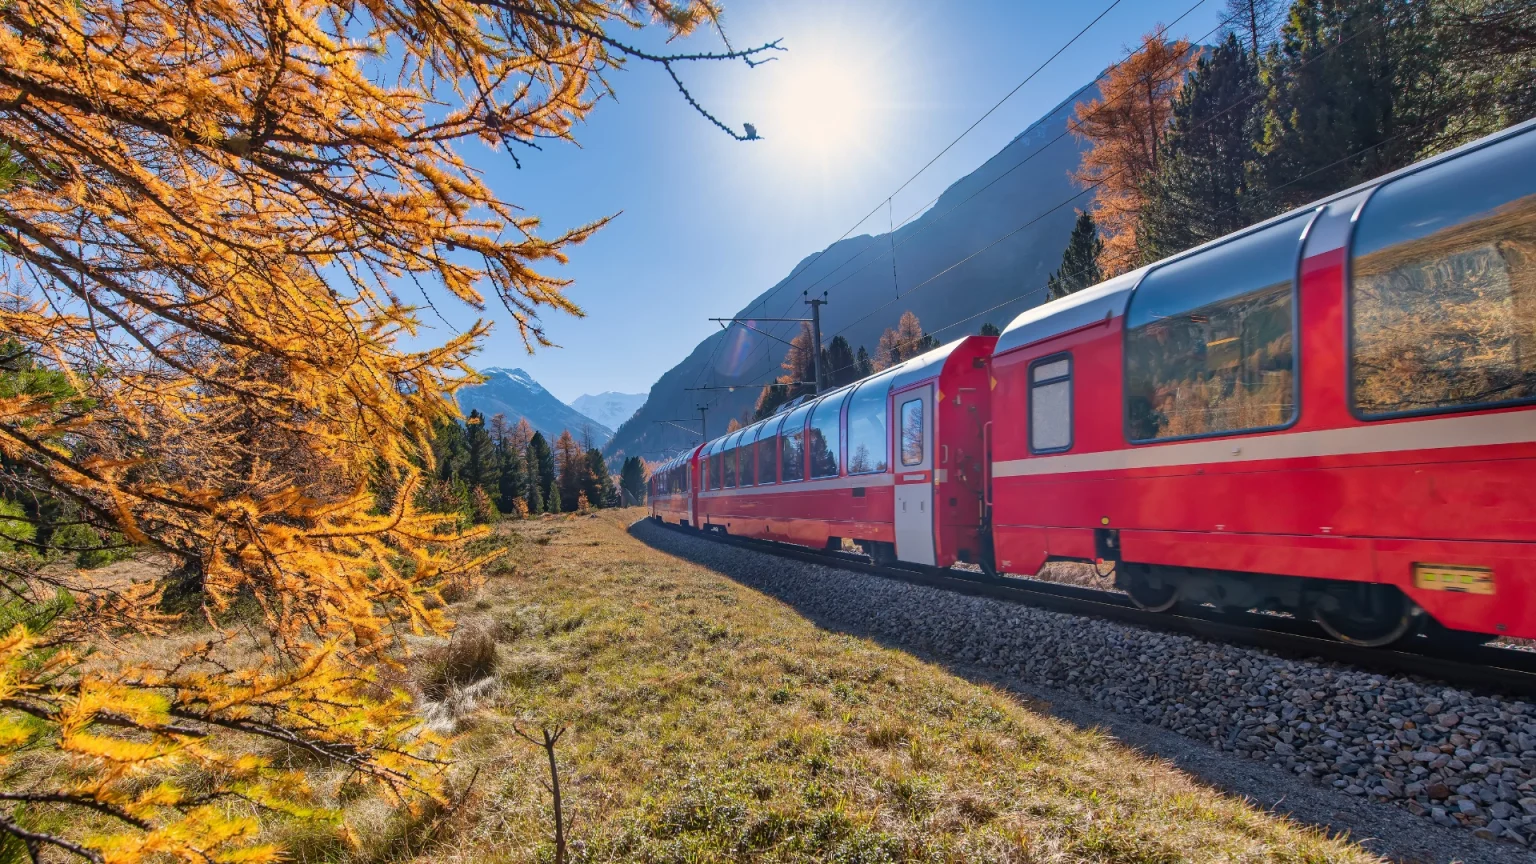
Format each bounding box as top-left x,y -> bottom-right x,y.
722,431 -> 740,488
780,403 -> 813,482
900,398 -> 924,466
738,425 -> 757,487
709,440 -> 723,491
1350,132 -> 1536,417
757,416 -> 779,485
1125,213 -> 1307,442
845,376 -> 891,474
1029,354 -> 1073,453
809,389 -> 850,479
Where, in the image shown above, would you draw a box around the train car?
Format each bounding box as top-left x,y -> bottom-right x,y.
987,119 -> 1536,646
693,335 -> 996,566
648,444 -> 701,526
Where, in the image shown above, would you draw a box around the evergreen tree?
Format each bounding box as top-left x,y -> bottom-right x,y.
1046,211 -> 1105,299
585,449 -> 617,507
979,322 -> 1002,337
429,417 -> 468,482
528,431 -> 555,514
1140,35 -> 1266,261
854,346 -> 875,379
1257,0 -> 1440,210
620,456 -> 647,506
463,409 -> 500,497
496,438 -> 527,516
826,335 -> 859,386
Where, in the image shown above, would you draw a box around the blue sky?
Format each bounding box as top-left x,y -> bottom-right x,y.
424,0 -> 1227,403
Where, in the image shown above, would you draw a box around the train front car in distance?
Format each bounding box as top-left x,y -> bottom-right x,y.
648,444 -> 700,527
987,118 -> 1536,648
693,335 -> 996,568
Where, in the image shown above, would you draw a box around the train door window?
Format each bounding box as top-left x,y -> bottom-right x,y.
722,431 -> 740,488
757,415 -> 781,485
780,403 -> 813,482
900,398 -> 924,466
809,388 -> 850,479
739,425 -> 757,487
845,374 -> 892,474
1350,131 -> 1536,417
1124,212 -> 1308,441
1029,355 -> 1072,453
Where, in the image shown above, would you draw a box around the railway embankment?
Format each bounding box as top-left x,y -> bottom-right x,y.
629,519 -> 1536,864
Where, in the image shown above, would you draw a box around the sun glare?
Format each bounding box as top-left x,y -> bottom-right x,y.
763,49 -> 880,163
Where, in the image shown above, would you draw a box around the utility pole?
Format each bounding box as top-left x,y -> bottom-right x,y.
697,405 -> 708,441
805,291 -> 827,394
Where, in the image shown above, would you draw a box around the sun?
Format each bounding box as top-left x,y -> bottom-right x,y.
761,47 -> 879,162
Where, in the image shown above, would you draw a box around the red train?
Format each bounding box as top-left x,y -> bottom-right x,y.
651,118 -> 1536,647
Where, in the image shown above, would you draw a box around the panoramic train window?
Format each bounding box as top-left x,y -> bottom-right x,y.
1125,213 -> 1307,441
1351,132 -> 1536,417
738,425 -> 757,487
900,398 -> 924,466
722,431 -> 740,488
845,376 -> 891,474
1030,354 -> 1072,453
757,416 -> 780,485
780,403 -> 812,482
710,440 -> 724,491
809,389 -> 850,479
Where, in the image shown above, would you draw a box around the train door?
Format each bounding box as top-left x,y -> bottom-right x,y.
893,385 -> 935,565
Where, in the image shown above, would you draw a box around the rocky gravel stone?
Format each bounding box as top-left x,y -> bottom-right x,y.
632,521 -> 1536,854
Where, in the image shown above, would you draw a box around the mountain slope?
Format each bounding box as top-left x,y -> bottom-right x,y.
569,392 -> 646,431
607,79 -> 1099,461
460,367 -> 613,443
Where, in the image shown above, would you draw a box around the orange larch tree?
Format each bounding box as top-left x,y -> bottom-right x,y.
1070,33 -> 1197,275
0,0 -> 775,859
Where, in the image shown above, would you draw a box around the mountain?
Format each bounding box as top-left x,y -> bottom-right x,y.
569,392 -> 647,432
606,79 -> 1099,462
459,367 -> 613,444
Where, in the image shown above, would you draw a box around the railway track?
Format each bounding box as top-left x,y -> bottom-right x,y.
658,519 -> 1536,699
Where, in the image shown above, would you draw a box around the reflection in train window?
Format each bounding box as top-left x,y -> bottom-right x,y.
1125,214 -> 1306,441
845,377 -> 890,474
780,403 -> 812,482
1351,132 -> 1536,417
809,389 -> 850,479
900,399 -> 924,466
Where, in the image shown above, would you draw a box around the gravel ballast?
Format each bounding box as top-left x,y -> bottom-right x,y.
631,520 -> 1536,861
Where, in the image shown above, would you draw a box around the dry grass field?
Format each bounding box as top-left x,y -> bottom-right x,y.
274,508 -> 1386,864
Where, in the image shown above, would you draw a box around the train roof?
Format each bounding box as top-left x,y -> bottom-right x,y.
995,115 -> 1536,355
886,337 -> 966,393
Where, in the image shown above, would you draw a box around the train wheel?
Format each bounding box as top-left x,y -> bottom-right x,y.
1312,583 -> 1417,648
1123,570 -> 1178,613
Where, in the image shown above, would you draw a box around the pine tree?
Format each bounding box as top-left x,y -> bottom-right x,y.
430,417 -> 469,482
1141,35 -> 1268,261
979,322 -> 1002,337
755,322 -> 819,419
620,456 -> 647,506
528,432 -> 555,515
855,346 -> 875,378
1046,211 -> 1106,300
585,449 -> 617,507
826,335 -> 859,386
1227,0 -> 1283,56
463,409 -> 500,498
1256,0 -> 1439,210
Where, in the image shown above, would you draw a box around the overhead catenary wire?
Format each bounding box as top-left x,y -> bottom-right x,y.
704,0 -> 1140,402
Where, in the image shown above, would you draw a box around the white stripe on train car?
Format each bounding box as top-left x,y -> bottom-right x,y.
696,472 -> 895,499
992,410 -> 1536,479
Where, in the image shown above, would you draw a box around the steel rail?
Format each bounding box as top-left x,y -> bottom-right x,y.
651,519 -> 1536,699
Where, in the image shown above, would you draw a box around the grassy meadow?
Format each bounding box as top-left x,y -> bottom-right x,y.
271,508 -> 1384,864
